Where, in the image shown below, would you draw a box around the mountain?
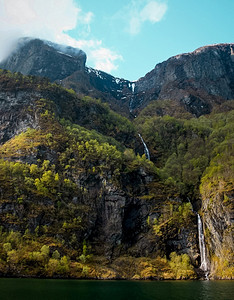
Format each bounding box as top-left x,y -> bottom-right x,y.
0,38 -> 134,116
0,38 -> 86,81
0,39 -> 233,280
133,44 -> 234,116
1,39 -> 234,117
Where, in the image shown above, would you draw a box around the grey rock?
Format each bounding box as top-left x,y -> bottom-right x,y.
2,39 -> 234,117
202,187 -> 234,277
0,38 -> 86,81
132,44 -> 234,116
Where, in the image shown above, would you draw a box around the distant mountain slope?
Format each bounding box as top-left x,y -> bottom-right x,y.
0,38 -> 134,116
1,39 -> 234,117
133,44 -> 234,116
0,69 -> 136,148
0,38 -> 86,81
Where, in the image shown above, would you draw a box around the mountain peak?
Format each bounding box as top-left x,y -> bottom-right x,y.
0,37 -> 87,81
172,43 -> 234,60
133,42 -> 234,116
1,39 -> 234,117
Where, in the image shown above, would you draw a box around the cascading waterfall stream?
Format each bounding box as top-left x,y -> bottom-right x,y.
197,213 -> 209,279
129,83 -> 136,113
138,134 -> 150,160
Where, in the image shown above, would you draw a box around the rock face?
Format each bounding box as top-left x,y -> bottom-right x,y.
61,67 -> 134,116
201,181 -> 234,278
0,90 -> 40,143
132,44 -> 234,116
1,38 -> 234,117
0,38 -> 86,81
0,38 -> 134,115
0,73 -> 201,269
0,39 -> 233,278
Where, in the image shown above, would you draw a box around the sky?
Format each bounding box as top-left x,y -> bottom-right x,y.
0,0 -> 234,81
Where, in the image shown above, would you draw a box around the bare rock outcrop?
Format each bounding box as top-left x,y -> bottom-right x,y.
0,38 -> 86,81
132,44 -> 234,116
1,39 -> 234,117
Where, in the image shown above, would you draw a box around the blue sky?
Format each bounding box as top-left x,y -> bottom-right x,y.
0,0 -> 234,80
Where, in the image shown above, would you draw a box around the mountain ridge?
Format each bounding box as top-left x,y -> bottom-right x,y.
1,38 -> 234,117
0,39 -> 233,280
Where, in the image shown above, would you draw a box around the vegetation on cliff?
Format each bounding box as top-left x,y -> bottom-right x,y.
134,102 -> 234,279
0,228 -> 196,279
0,70 -> 233,279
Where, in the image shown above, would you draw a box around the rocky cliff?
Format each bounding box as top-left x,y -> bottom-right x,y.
200,154 -> 234,279
132,44 -> 234,116
0,39 -> 233,279
0,70 -> 202,279
0,38 -> 86,81
1,39 -> 234,117
0,38 -> 133,116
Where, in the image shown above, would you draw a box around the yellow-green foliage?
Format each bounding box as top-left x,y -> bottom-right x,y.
153,202 -> 193,236
211,249 -> 234,279
0,87 -> 157,260
0,69 -> 233,280
0,129 -> 42,157
0,69 -> 52,90
123,149 -> 157,173
134,107 -> 234,200
198,111 -> 234,280
0,128 -> 66,158
0,98 -> 68,159
0,229 -> 196,279
137,99 -> 193,119
60,119 -> 124,151
0,158 -> 77,203
199,112 -> 234,205
77,96 -> 136,139
169,252 -> 196,279
0,229 -> 77,277
105,254 -> 196,280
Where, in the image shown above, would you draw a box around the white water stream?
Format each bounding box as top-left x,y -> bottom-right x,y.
197,214 -> 209,279
138,134 -> 150,160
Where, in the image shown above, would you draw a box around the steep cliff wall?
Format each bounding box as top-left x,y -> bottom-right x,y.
0,70 -> 201,279
0,38 -> 133,116
200,145 -> 234,279
0,38 -> 86,81
1,39 -> 234,117
133,44 -> 234,116
0,40 -> 233,279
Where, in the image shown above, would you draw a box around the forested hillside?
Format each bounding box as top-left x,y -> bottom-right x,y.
0,66 -> 233,279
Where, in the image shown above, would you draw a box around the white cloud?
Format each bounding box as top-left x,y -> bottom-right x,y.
55,35 -> 123,73
129,16 -> 141,36
0,0 -> 122,73
141,1 -> 167,23
80,11 -> 94,24
90,48 -> 123,73
0,0 -> 79,41
127,0 -> 167,35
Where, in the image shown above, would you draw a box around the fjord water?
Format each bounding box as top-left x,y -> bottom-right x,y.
0,279 -> 233,300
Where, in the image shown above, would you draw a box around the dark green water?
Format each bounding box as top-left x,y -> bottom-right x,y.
0,279 -> 233,300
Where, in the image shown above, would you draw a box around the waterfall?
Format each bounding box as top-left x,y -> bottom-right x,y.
138,134 -> 150,160
197,214 -> 209,279
129,82 -> 136,113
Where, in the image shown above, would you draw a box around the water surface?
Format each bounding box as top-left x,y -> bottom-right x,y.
0,278 -> 233,300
